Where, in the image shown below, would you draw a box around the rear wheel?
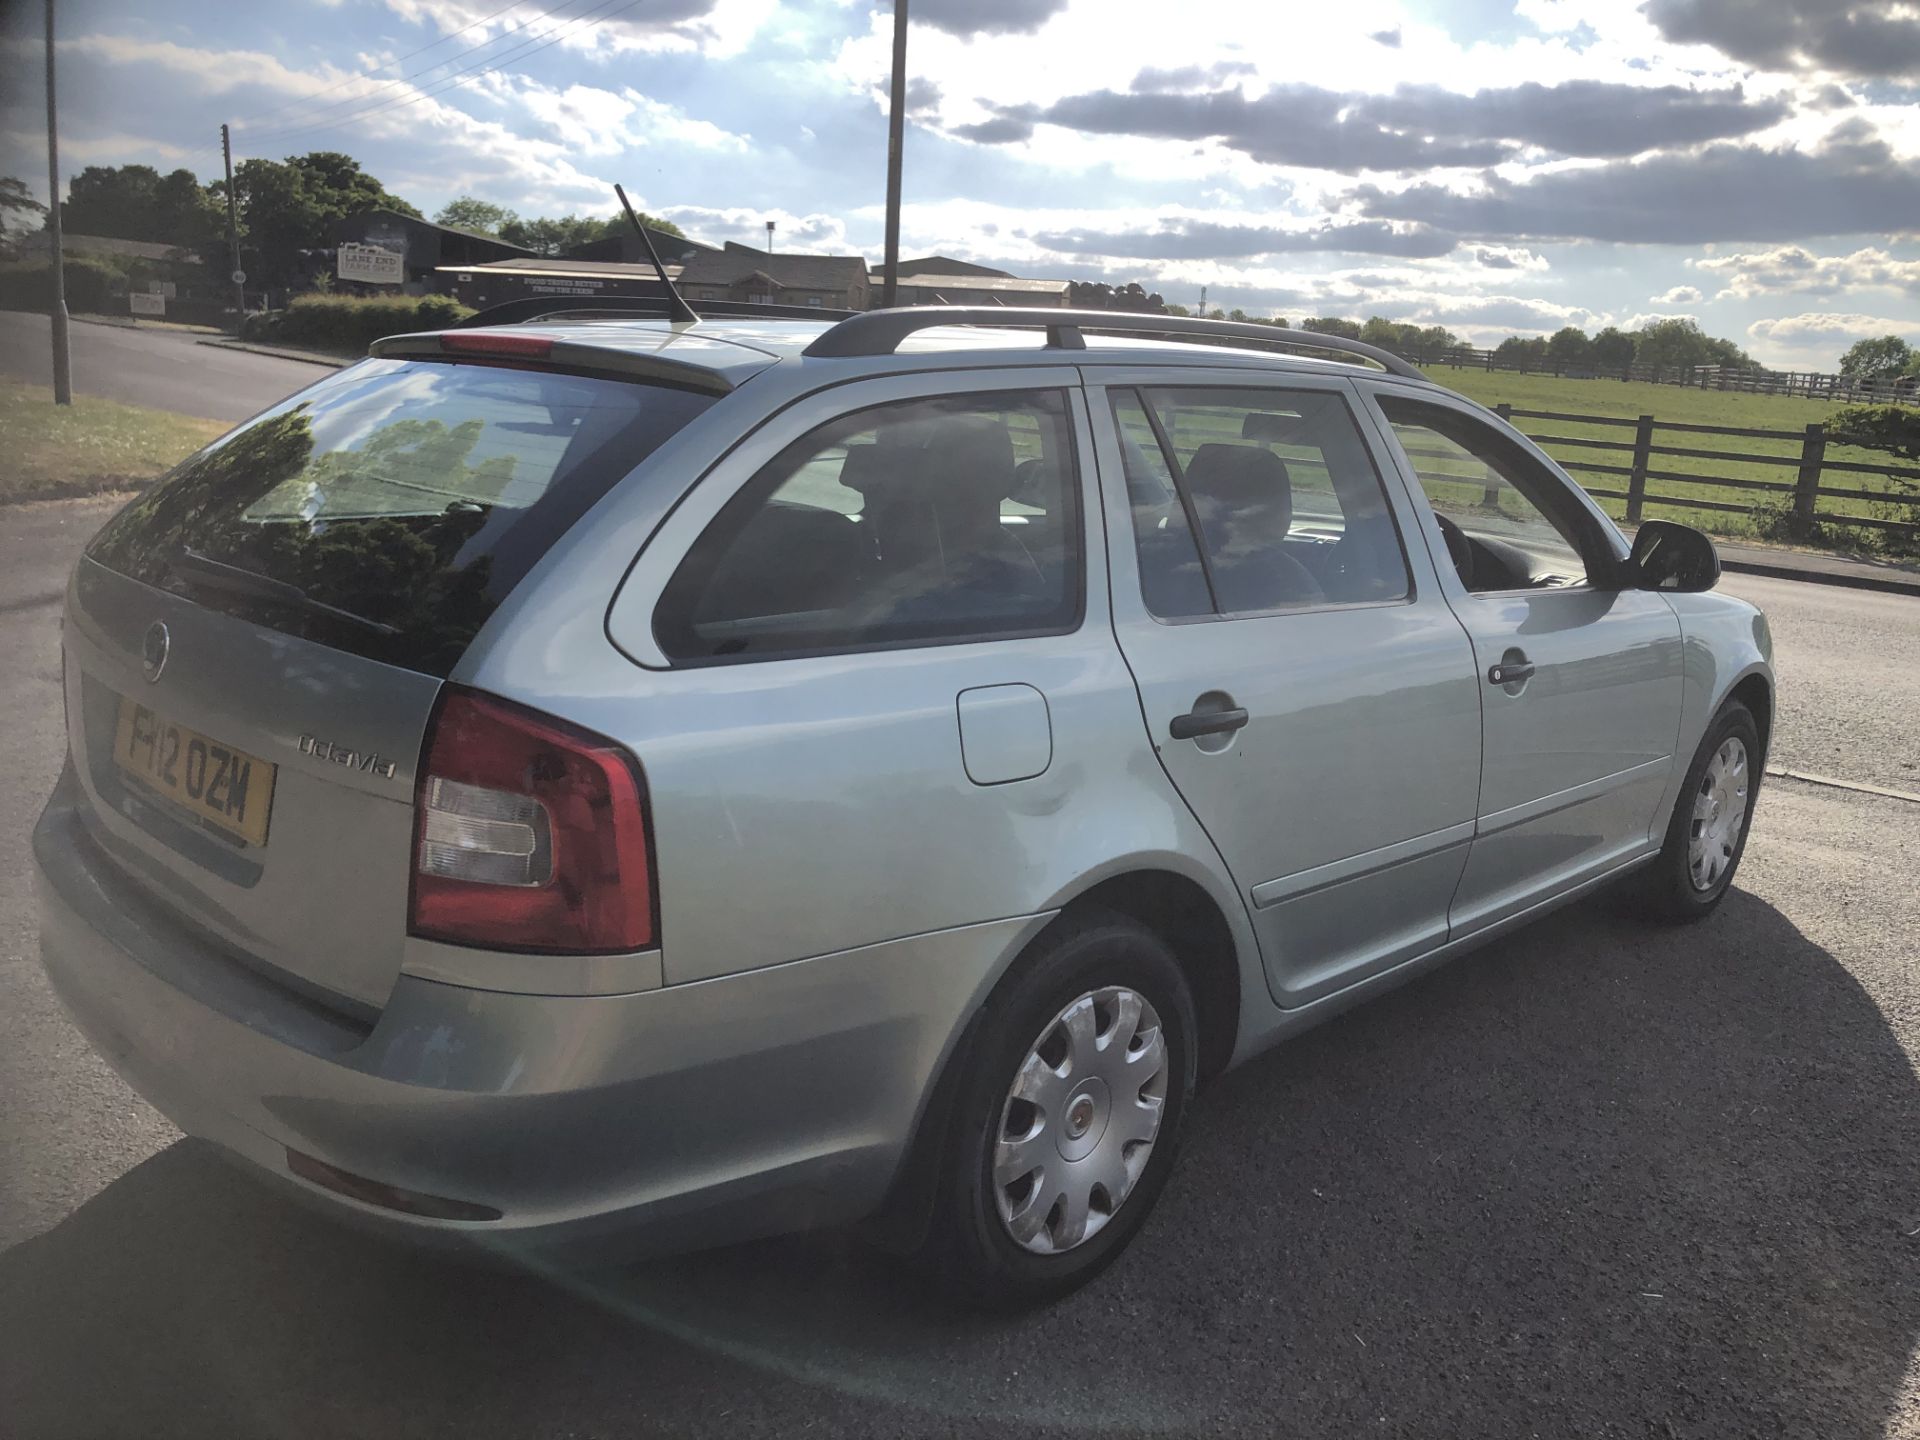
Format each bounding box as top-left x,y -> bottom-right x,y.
920,911 -> 1197,1308
1634,699 -> 1762,923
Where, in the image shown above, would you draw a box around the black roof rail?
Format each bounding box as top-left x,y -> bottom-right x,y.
800,306 -> 1426,379
455,295 -> 859,329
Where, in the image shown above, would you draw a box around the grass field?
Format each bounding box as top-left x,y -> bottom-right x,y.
0,380 -> 226,503
1422,366 -> 1919,553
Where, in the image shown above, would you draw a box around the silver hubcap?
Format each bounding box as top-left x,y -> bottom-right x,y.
992,987 -> 1169,1255
1688,736 -> 1750,891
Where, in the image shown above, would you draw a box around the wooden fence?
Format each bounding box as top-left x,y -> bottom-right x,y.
1492,404 -> 1920,545
1399,346 -> 1920,403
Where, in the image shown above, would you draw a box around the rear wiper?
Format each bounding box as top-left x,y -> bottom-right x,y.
167,548 -> 401,637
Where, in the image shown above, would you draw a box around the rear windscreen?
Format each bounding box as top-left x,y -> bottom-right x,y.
87,358 -> 716,675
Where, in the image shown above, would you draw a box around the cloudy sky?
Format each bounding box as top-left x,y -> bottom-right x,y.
3,0 -> 1918,366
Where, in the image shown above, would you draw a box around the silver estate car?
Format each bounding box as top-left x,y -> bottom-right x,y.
34,304 -> 1771,1305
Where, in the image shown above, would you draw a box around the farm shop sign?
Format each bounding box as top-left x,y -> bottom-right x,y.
338,243 -> 405,285
526,276 -> 616,296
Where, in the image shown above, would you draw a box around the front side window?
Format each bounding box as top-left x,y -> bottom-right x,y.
1116,386 -> 1412,618
1377,396 -> 1594,593
655,389 -> 1082,662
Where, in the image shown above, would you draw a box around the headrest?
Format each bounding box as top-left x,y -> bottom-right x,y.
837,443 -> 895,497
1241,410 -> 1309,443
1184,443 -> 1292,509
923,415 -> 1017,512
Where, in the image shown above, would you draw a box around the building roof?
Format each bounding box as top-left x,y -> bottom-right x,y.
879,272 -> 1071,295
17,231 -> 200,262
679,242 -> 869,292
896,256 -> 1013,278
331,209 -> 537,260
563,228 -> 718,265
436,258 -> 683,280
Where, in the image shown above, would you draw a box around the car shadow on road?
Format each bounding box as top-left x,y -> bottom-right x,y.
5,890 -> 1919,1439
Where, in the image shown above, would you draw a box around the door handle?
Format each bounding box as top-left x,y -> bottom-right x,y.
1169,707 -> 1250,740
1487,660 -> 1536,686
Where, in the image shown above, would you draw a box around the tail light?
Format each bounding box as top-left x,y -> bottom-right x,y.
409,687 -> 655,954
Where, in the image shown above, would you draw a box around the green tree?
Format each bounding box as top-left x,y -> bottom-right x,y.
0,176 -> 45,254
221,152 -> 419,290
1358,316 -> 1405,349
1830,403 -> 1920,461
435,196 -> 517,236
1838,335 -> 1915,380
1494,335 -> 1550,368
495,211 -> 682,255
1302,316 -> 1362,339
57,164 -> 221,250
1631,317 -> 1718,374
1591,326 -> 1635,369
1546,326 -> 1593,369
498,215 -> 607,254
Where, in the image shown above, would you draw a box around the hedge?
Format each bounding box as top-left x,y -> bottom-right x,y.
0,258 -> 131,316
262,293 -> 473,352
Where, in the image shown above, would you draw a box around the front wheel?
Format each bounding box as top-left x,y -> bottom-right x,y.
1634,699 -> 1763,923
919,911 -> 1198,1308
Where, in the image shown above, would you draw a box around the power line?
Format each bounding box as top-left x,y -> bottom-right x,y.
228,0 -> 529,129
234,0 -> 585,139
241,0 -> 642,147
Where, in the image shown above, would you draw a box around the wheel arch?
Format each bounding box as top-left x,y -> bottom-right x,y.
864,859 -> 1260,1252
1727,667 -> 1773,762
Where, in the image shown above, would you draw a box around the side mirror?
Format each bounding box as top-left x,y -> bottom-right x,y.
1625,520 -> 1720,593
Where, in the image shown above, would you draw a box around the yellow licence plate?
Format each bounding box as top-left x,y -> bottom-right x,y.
112,696 -> 277,848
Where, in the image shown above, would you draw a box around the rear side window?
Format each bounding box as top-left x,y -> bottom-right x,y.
655,389 -> 1082,663
86,359 -> 714,675
1118,386 -> 1411,618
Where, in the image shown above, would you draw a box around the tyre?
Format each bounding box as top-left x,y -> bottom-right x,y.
919,910 -> 1198,1308
1633,699 -> 1763,923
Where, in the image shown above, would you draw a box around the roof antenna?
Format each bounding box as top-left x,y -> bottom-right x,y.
615,183 -> 699,327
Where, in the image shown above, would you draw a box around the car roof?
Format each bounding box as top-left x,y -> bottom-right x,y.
383,314 -> 1456,399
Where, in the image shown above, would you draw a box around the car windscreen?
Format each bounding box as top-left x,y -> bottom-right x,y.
86,358 -> 716,676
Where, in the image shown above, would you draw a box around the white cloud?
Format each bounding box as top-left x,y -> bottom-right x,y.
375,0 -> 778,59
1653,284 -> 1703,304
1622,310 -> 1700,330
512,82 -> 749,157
1692,244 -> 1920,300
1748,312 -> 1920,346
658,204 -> 852,253
1473,245 -> 1551,271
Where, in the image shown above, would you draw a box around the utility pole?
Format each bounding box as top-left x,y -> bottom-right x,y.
879,0 -> 907,310
221,124 -> 244,335
43,0 -> 71,404
1198,284 -> 1207,319
765,218 -> 775,306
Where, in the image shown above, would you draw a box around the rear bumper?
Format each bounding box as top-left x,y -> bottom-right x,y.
34,767 -> 1045,1257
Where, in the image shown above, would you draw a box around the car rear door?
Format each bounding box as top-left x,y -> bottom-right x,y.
1087,369 -> 1482,1008
1358,386 -> 1684,936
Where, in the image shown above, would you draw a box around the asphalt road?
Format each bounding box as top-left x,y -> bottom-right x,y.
2,504 -> 1918,1439
0,310 -> 333,423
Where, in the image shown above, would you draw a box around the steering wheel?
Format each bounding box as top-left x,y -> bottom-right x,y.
1433,513 -> 1475,589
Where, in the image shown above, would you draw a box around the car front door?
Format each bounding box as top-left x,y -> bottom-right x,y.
1360,387 -> 1685,937
1089,371 -> 1483,1008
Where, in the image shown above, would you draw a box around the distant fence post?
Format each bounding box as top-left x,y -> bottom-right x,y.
1625,414 -> 1655,524
1793,423 -> 1826,530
